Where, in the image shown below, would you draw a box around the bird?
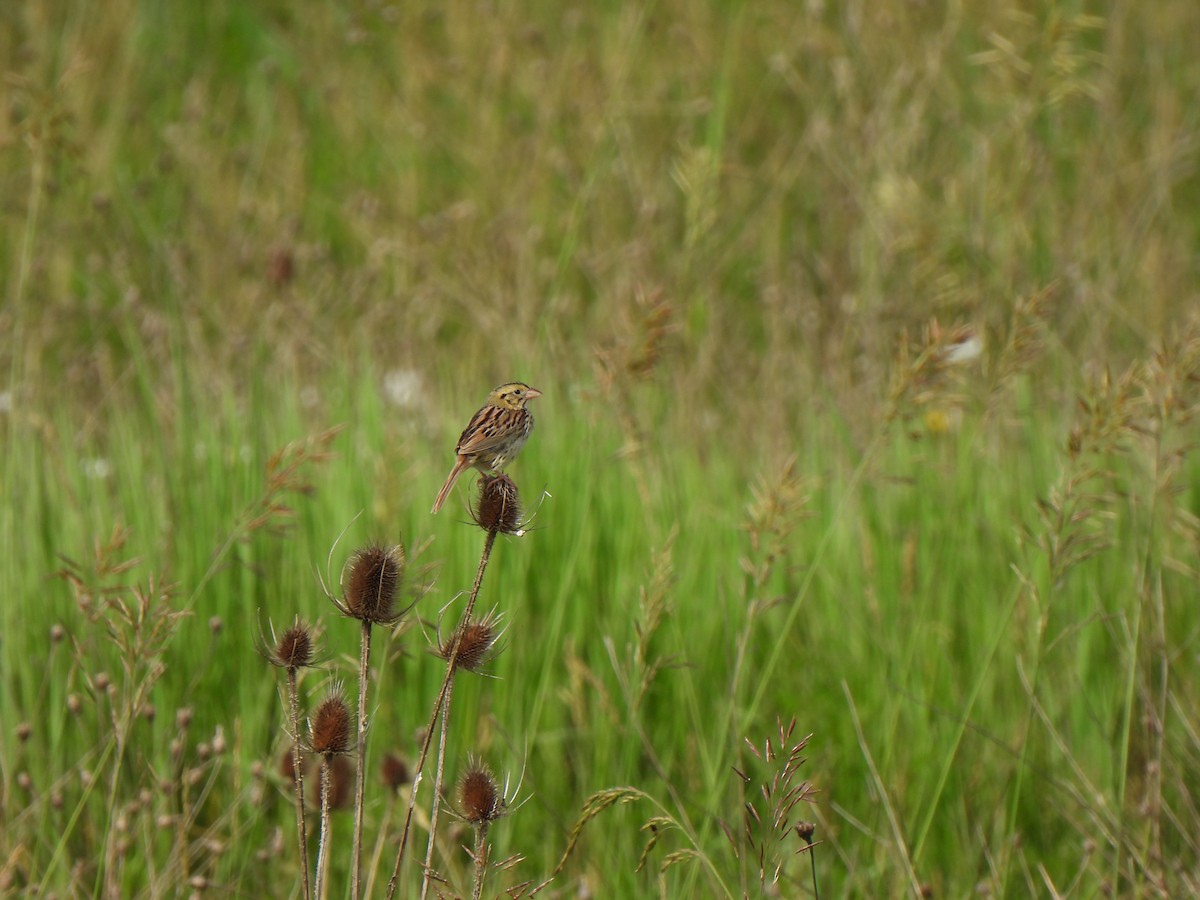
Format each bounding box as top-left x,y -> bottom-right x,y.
432,382 -> 542,514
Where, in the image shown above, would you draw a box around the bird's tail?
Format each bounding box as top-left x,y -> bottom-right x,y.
432,458 -> 468,514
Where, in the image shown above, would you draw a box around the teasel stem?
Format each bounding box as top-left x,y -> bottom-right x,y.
470,823 -> 490,900
351,619 -> 372,900
388,528 -> 497,900
310,687 -> 351,900
419,673 -> 458,899
329,543 -> 405,899
315,757 -> 333,900
287,668 -> 312,900
420,528 -> 497,900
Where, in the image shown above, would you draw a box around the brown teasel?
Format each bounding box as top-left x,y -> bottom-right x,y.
457,759 -> 506,826
472,474 -> 524,535
338,544 -> 406,625
309,688 -> 353,757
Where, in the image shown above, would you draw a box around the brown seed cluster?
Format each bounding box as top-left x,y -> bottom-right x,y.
458,761 -> 504,825
381,753 -> 410,791
310,691 -> 352,757
273,621 -> 315,669
474,474 -> 522,534
343,545 -> 405,624
439,613 -> 503,673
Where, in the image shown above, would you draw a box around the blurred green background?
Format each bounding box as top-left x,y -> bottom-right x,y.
3,0 -> 1199,896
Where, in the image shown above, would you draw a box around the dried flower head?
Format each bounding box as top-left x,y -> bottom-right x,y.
341,544 -> 405,624
473,474 -> 522,534
438,609 -> 505,673
309,688 -> 353,757
382,753 -> 410,791
271,620 -> 316,669
457,759 -> 505,826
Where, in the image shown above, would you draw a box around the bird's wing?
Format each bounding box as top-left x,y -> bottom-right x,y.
455,406 -> 524,456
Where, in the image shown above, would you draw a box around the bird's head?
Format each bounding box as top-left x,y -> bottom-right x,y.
488,382 -> 542,410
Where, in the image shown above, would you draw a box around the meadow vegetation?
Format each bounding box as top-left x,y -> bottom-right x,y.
3,0 -> 1199,896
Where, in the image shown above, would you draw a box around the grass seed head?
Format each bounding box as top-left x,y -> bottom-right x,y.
310,689 -> 353,757
474,474 -> 522,534
343,544 -> 405,624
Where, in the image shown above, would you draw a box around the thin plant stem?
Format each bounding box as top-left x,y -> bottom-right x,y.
387,528 -> 498,900
315,757 -> 333,900
419,675 -> 457,900
364,790 -> 400,900
352,620 -> 372,900
288,668 -> 312,900
470,823 -> 490,900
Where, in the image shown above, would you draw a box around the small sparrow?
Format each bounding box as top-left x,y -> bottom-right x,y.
432,382 -> 542,514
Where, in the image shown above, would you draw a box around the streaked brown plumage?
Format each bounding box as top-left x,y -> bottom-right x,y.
432,382 -> 542,514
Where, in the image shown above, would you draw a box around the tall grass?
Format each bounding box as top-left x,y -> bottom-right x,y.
3,0 -> 1200,896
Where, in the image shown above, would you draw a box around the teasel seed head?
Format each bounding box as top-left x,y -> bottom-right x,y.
270,619 -> 317,670
382,753 -> 410,791
438,609 -> 505,673
457,758 -> 506,826
340,544 -> 406,624
309,687 -> 353,757
473,474 -> 522,535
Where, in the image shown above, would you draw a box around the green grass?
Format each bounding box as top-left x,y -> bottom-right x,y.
4,0 -> 1200,896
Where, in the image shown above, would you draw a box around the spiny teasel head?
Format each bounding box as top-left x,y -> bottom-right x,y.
472,474 -> 522,535
457,758 -> 506,826
309,687 -> 353,757
269,618 -> 317,670
340,544 -> 405,624
438,609 -> 505,674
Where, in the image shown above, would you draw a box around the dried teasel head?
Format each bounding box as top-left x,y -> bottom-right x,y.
269,618 -> 317,670
381,753 -> 410,792
472,474 -> 523,535
339,544 -> 406,625
457,758 -> 507,826
438,609 -> 505,674
309,687 -> 353,758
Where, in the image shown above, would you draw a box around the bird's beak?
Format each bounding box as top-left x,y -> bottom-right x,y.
525,387 -> 543,399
